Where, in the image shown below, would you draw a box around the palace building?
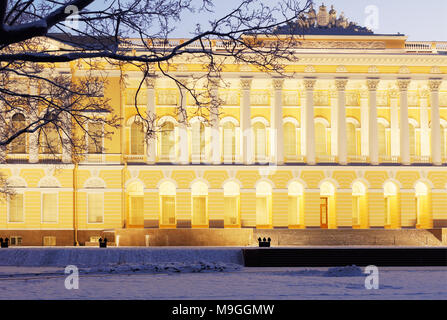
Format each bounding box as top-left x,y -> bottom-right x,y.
1,5 -> 447,246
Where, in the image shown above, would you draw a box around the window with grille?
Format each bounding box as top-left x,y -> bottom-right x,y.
160,122 -> 175,160
88,122 -> 103,154
130,121 -> 145,155
11,113 -> 26,154
9,194 -> 24,222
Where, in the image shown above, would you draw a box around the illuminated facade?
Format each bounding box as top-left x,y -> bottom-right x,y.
1,5 -> 447,245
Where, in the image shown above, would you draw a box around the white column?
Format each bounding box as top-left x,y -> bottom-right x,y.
146,76 -> 156,164
210,83 -> 221,164
272,79 -> 284,165
178,79 -> 189,165
335,78 -> 348,165
367,79 -> 380,165
419,90 -> 430,158
28,83 -> 39,164
390,89 -> 400,158
240,78 -> 252,165
360,90 -> 369,157
429,79 -> 443,165
304,78 -> 316,165
330,89 -> 338,158
398,79 -> 411,165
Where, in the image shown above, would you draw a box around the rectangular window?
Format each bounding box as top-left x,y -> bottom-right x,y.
9,194 -> 24,222
161,196 -> 176,225
129,196 -> 144,226
42,193 -> 58,223
288,196 -> 301,226
88,193 -> 104,223
43,236 -> 57,246
192,196 -> 207,226
224,196 -> 238,226
10,236 -> 22,246
256,196 -> 269,225
88,122 -> 103,154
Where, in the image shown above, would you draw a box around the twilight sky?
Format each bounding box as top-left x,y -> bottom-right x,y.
169,0 -> 447,41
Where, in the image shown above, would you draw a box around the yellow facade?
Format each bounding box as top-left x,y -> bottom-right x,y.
1,32 -> 447,246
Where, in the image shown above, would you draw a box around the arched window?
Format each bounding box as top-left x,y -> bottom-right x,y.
315,121 -> 327,156
191,121 -> 205,161
159,181 -> 176,227
11,113 -> 26,154
130,121 -> 145,155
191,181 -> 208,227
223,181 -> 240,226
284,122 -> 297,159
253,122 -> 267,162
288,181 -> 304,227
222,122 -> 236,162
160,121 -> 175,160
256,181 -> 272,227
347,122 -> 357,156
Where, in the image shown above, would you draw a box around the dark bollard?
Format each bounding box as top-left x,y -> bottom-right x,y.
258,237 -> 271,248
99,237 -> 108,248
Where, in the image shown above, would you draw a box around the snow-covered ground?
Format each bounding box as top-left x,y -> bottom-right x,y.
0,266 -> 445,300
0,248 -> 445,299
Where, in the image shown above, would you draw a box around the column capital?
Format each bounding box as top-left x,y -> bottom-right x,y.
335,78 -> 348,91
420,89 -> 430,99
303,78 -> 316,90
366,78 -> 380,91
397,78 -> 411,92
240,78 -> 252,90
145,76 -> 157,89
429,79 -> 442,92
389,89 -> 399,99
272,78 -> 284,91
359,90 -> 369,99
